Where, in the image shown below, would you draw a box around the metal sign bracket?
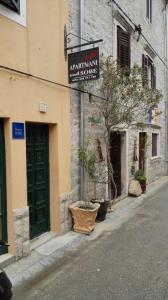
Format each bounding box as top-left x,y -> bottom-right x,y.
64,25 -> 103,60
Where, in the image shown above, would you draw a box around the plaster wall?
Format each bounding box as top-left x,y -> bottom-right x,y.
0,0 -> 71,256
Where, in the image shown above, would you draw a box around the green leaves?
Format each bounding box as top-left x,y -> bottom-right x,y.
96,56 -> 162,129
78,143 -> 96,180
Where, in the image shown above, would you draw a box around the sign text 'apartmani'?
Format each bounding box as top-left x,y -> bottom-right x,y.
68,47 -> 99,83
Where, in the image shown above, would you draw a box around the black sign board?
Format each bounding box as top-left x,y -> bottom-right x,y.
68,47 -> 99,83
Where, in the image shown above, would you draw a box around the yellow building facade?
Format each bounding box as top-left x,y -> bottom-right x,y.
0,0 -> 71,258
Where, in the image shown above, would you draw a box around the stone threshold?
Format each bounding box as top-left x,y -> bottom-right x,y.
30,231 -> 57,251
0,253 -> 15,268
0,232 -> 57,268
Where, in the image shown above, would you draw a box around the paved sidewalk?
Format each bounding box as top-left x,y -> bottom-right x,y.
3,176 -> 168,287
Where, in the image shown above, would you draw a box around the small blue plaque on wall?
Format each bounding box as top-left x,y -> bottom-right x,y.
12,122 -> 25,139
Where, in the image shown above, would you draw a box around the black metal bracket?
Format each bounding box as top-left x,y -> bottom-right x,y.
135,24 -> 142,42
64,25 -> 103,60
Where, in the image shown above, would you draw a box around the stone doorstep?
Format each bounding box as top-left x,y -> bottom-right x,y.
0,232 -> 58,269
30,231 -> 57,251
0,254 -> 15,269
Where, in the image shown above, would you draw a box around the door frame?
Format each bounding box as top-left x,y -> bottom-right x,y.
0,119 -> 7,254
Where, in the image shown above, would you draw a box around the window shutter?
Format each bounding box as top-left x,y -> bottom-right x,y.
151,64 -> 156,89
0,0 -> 20,13
142,54 -> 148,86
117,26 -> 130,70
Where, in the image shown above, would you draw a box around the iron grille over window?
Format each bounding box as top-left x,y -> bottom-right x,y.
0,0 -> 20,14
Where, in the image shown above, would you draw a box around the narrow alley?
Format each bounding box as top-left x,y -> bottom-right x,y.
13,183 -> 168,300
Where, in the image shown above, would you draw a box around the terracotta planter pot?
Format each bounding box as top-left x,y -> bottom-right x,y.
69,201 -> 100,234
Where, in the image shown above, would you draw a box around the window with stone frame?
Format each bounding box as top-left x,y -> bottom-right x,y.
0,0 -> 20,14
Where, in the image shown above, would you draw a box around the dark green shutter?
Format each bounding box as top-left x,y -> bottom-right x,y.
0,0 -> 20,13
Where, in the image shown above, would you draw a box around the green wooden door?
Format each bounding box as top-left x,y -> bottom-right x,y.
26,123 -> 50,239
0,120 -> 7,255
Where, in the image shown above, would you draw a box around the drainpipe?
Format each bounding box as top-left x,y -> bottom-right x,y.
80,0 -> 84,200
164,2 -> 168,174
111,0 -> 114,59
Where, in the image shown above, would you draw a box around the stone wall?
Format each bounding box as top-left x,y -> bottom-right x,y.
59,192 -> 73,233
68,0 -> 167,202
13,206 -> 30,258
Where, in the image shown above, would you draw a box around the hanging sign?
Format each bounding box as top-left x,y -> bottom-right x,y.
68,47 -> 99,83
12,122 -> 25,139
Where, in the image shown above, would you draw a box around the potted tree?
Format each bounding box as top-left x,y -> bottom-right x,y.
135,169 -> 147,193
79,138 -> 109,222
84,56 -> 161,208
69,140 -> 100,234
70,56 -> 162,232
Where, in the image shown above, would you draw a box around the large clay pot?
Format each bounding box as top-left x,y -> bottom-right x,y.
69,201 -> 100,234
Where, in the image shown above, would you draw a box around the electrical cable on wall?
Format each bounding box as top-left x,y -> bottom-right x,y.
0,63 -> 106,102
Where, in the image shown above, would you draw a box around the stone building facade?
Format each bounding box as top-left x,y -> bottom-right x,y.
68,0 -> 168,203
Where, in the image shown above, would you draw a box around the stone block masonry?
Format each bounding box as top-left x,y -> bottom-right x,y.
68,0 -> 167,204
13,207 -> 30,258
59,192 -> 73,233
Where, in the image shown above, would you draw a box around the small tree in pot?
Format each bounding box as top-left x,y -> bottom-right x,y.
79,138 -> 109,222
135,169 -> 147,193
69,139 -> 100,234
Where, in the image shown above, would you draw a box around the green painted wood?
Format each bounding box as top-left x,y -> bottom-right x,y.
26,124 -> 50,239
0,120 -> 7,255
